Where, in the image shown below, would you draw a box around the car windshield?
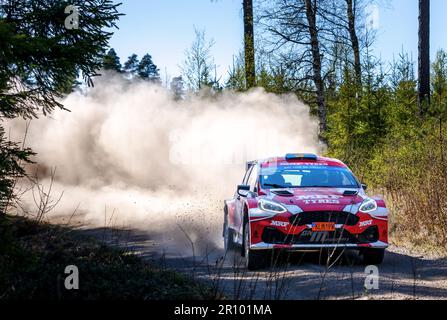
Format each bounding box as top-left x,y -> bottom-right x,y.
260,165 -> 359,189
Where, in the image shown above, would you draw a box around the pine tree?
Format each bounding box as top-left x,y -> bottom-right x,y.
138,54 -> 161,83
123,54 -> 139,76
0,0 -> 122,119
103,48 -> 122,72
226,53 -> 246,91
0,0 -> 122,212
432,50 -> 447,160
432,50 -> 447,112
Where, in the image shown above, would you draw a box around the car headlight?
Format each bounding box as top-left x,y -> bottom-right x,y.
359,198 -> 377,213
258,199 -> 287,214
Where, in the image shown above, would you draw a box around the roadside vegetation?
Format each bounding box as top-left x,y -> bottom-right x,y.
0,215 -> 214,299
325,51 -> 447,253
229,1 -> 447,253
0,0 -> 216,300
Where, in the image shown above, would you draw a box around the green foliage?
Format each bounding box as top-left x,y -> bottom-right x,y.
111,51 -> 162,84
326,62 -> 390,175
0,0 -> 121,212
138,53 -> 161,83
256,64 -> 291,94
329,51 -> 447,187
325,50 -> 447,248
226,54 -> 293,94
0,126 -> 35,213
386,53 -> 419,130
431,50 -> 447,121
0,0 -> 122,119
123,53 -> 139,76
226,54 -> 246,91
102,48 -> 122,72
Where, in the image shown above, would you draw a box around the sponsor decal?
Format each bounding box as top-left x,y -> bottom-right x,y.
297,194 -> 342,205
303,199 -> 340,204
297,195 -> 341,200
359,220 -> 373,227
300,230 -> 312,237
276,163 -> 329,169
271,220 -> 289,227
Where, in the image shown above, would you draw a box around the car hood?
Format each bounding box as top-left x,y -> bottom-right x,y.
266,187 -> 364,212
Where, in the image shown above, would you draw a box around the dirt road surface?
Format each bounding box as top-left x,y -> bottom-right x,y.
74,224 -> 447,300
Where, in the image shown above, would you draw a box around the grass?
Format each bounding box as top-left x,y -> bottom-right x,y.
0,214 -> 215,300
380,159 -> 447,256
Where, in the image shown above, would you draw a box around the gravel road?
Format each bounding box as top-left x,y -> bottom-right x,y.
78,225 -> 447,300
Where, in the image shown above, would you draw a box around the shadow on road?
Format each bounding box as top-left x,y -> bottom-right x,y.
78,226 -> 447,300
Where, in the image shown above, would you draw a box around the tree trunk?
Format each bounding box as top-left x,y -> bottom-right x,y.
346,0 -> 362,87
304,0 -> 327,139
243,0 -> 256,89
418,0 -> 430,115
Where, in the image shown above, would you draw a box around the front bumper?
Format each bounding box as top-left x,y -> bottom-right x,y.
250,241 -> 389,251
248,210 -> 389,251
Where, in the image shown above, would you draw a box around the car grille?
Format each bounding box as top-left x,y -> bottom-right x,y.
292,229 -> 358,245
289,211 -> 359,226
261,228 -> 358,245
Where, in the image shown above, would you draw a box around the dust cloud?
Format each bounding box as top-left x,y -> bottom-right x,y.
6,74 -> 321,254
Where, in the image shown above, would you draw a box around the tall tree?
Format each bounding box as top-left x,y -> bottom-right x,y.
226,53 -> 246,91
0,0 -> 121,212
318,0 -> 367,88
123,54 -> 139,76
243,0 -> 256,89
304,0 -> 327,138
432,50 -> 447,160
103,48 -> 122,72
0,0 -> 121,119
181,28 -> 215,92
259,0 -> 331,140
138,54 -> 160,83
345,0 -> 362,87
418,0 -> 430,114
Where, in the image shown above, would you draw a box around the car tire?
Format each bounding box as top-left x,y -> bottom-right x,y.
223,206 -> 237,252
362,248 -> 385,265
223,220 -> 236,252
243,221 -> 267,270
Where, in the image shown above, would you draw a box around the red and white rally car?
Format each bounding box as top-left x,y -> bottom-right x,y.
223,154 -> 388,270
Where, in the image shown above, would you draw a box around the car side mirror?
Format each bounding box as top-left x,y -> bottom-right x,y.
361,183 -> 368,191
237,185 -> 250,197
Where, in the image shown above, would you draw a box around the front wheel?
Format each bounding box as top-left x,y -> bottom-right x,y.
223,207 -> 237,252
223,222 -> 236,251
362,248 -> 385,265
243,221 -> 267,270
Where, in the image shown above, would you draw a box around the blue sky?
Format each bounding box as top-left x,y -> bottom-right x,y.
108,0 -> 446,84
